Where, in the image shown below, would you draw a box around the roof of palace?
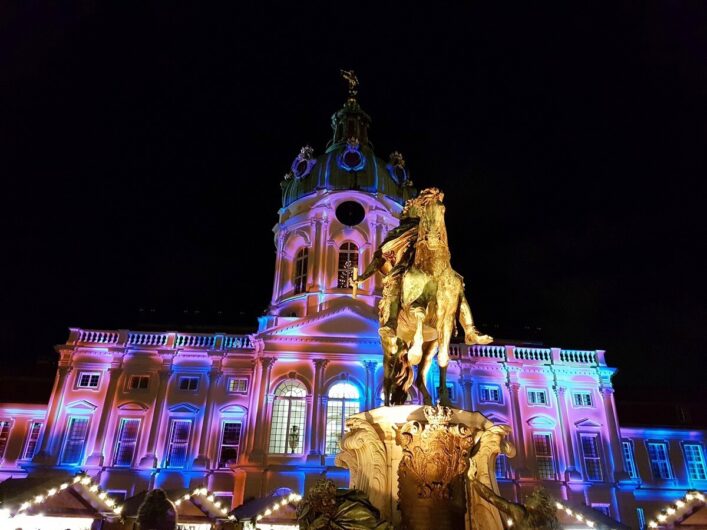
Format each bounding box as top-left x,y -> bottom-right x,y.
280,94 -> 416,207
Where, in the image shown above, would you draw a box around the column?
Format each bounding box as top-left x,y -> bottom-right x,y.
249,357 -> 275,463
554,385 -> 581,481
600,386 -> 627,481
33,366 -> 73,463
86,359 -> 124,466
461,378 -> 474,411
363,361 -> 378,410
308,359 -> 328,457
271,230 -> 286,305
310,218 -> 323,291
507,381 -> 530,478
139,367 -> 172,467
194,365 -> 223,468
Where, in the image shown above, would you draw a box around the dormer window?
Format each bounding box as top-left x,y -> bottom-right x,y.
294,248 -> 309,294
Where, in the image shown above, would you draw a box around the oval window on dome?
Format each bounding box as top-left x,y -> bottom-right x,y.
335,201 -> 366,226
343,150 -> 362,169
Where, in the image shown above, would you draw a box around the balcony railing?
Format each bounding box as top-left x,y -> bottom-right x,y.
68,328 -> 254,351
446,344 -> 605,366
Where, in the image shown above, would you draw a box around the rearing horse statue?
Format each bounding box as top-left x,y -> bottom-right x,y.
355,188 -> 492,406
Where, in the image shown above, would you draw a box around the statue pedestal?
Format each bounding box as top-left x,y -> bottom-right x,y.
336,405 -> 515,530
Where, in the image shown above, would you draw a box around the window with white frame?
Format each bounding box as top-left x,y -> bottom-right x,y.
647,441 -> 672,480
268,379 -> 307,454
479,384 -> 502,404
572,391 -> 593,407
178,376 -> 199,391
76,371 -> 101,389
528,388 -> 548,406
532,433 -> 556,480
0,420 -> 11,459
227,377 -> 249,394
580,433 -> 603,481
165,419 -> 192,468
113,418 -> 141,467
128,375 -> 150,391
683,443 -> 707,481
592,504 -> 611,517
495,454 -> 511,479
22,421 -> 43,460
293,247 -> 309,294
218,421 -> 242,468
637,507 -> 646,530
325,382 -> 361,454
337,242 -> 359,288
622,440 -> 638,479
107,490 -> 127,503
60,416 -> 90,465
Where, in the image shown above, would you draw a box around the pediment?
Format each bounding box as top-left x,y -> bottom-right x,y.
526,415 -> 556,428
117,401 -> 149,411
168,402 -> 200,414
64,400 -> 98,413
266,300 -> 379,339
484,412 -> 510,426
574,418 -> 602,428
219,404 -> 247,416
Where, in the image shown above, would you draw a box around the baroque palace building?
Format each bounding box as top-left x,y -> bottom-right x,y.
1,88 -> 705,530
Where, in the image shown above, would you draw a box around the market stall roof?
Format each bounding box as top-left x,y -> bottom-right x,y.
555,498 -> 630,530
122,488 -> 232,523
230,488 -> 301,523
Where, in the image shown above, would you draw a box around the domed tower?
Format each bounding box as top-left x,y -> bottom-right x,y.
261,73 -> 416,330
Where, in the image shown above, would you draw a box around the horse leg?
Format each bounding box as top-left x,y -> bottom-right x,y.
407,304 -> 426,365
415,340 -> 437,406
459,292 -> 492,345
436,315 -> 455,407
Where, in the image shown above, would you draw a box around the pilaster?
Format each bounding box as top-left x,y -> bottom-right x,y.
193,362 -> 224,468
86,357 -> 125,466
554,384 -> 582,481
248,357 -> 275,463
139,361 -> 173,468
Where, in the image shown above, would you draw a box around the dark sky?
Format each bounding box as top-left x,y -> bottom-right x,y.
1,3 -> 706,402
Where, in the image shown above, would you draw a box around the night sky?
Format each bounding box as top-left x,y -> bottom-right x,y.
2,3 -> 706,403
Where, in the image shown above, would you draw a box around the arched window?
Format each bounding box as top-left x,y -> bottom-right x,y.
268,379 -> 307,454
293,248 -> 309,294
337,242 -> 359,288
325,381 -> 361,454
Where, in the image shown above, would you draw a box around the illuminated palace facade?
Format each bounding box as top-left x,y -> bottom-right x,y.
1,94 -> 705,530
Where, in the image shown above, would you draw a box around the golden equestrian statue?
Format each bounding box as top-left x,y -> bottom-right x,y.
353,188 -> 492,406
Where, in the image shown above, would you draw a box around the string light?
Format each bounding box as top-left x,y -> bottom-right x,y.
646,490 -> 705,528
6,472 -> 124,522
554,500 -> 603,529
176,486 -> 232,521
252,492 -> 302,523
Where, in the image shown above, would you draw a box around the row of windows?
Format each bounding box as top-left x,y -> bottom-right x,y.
478,384 -> 594,408
622,439 -> 707,482
58,415 -> 243,469
0,420 -> 43,462
73,371 -> 249,395
292,242 -> 361,295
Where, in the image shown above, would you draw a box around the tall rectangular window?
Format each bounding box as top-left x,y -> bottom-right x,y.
683,443 -> 707,481
622,440 -> 638,479
218,422 -> 242,468
479,384 -> 502,403
528,389 -> 548,406
293,248 -> 309,294
533,433 -> 556,479
580,434 -> 603,481
76,371 -> 101,389
0,421 -> 11,459
61,417 -> 90,465
647,442 -> 672,480
165,419 -> 192,468
22,421 -> 43,460
495,454 -> 510,479
113,418 -> 141,467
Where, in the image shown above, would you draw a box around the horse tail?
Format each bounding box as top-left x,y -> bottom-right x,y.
392,353 -> 415,403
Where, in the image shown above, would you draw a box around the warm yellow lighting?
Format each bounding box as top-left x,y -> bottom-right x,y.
586,521 -> 594,528
221,508 -> 227,514
256,514 -> 263,521
34,495 -> 45,503
507,517 -> 513,526
47,488 -> 57,497
576,514 -> 584,521
175,500 -> 182,506
667,507 -> 676,515
648,522 -> 658,528
184,494 -> 191,500
658,514 -> 667,522
214,501 -> 221,508
89,484 -> 99,492
73,476 -> 82,484
228,515 -> 236,521
281,498 -> 288,506
676,500 -> 685,508
105,499 -> 115,508
696,493 -> 705,502
207,494 -> 215,502
59,483 -> 69,490
565,508 -> 573,516
80,477 -> 91,485
264,509 -> 272,516
98,492 -> 107,500
114,506 -> 123,515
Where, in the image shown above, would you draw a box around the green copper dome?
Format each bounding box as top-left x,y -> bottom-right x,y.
280,93 -> 416,207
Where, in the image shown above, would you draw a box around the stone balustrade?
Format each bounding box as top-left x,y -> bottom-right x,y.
449,344 -> 605,366
68,328 -> 254,351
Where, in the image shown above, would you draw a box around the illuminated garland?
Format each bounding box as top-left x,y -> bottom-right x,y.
646,490 -> 705,528
254,491 -> 302,522
554,500 -> 603,529
3,472 -> 123,518
174,486 -> 236,521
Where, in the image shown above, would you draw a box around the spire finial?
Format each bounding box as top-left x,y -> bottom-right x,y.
340,69 -> 359,100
